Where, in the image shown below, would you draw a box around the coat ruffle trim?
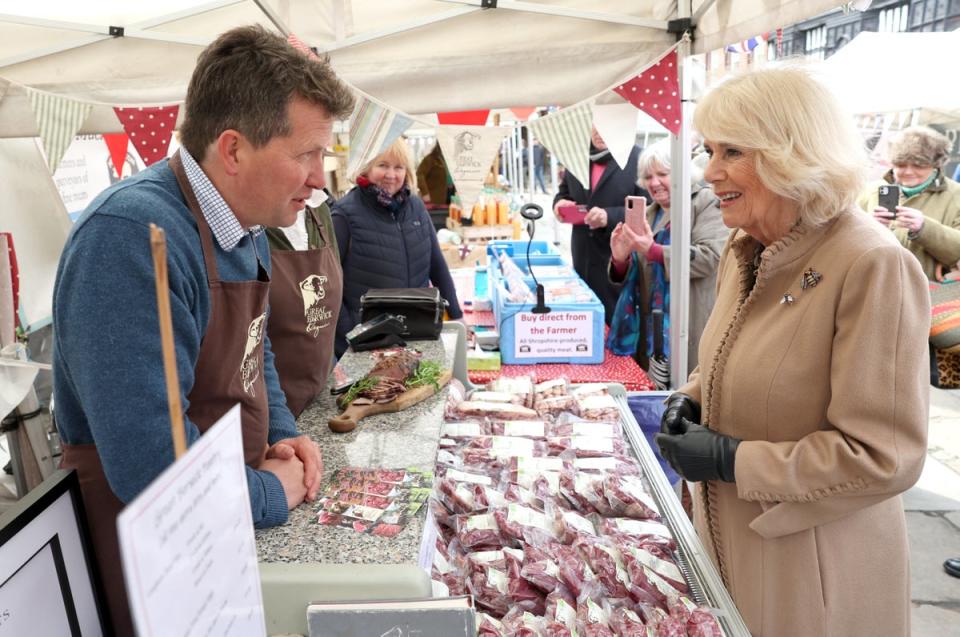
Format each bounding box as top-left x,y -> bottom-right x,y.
742,477 -> 869,504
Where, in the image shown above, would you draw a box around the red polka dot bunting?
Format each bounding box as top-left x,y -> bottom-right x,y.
613,49 -> 681,135
113,105 -> 180,167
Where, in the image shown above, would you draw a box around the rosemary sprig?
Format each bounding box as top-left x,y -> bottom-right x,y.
405,360 -> 442,392
340,375 -> 379,406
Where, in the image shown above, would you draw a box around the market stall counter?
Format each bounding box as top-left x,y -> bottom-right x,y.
255,326 -> 461,634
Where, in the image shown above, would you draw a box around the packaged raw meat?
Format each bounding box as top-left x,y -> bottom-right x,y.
686,606 -> 723,637
544,583 -> 577,619
534,377 -> 569,400
477,612 -> 506,636
535,394 -> 579,418
470,390 -> 525,404
510,456 -> 563,496
454,512 -> 504,550
543,596 -> 578,637
576,538 -> 631,599
622,545 -> 688,593
549,418 -> 621,439
486,374 -> 535,408
436,478 -> 478,514
548,435 -> 627,458
609,606 -> 649,636
441,420 -> 485,439
576,596 -> 614,637
444,377 -> 466,420
553,506 -> 599,544
493,503 -> 558,547
455,400 -> 540,420
504,545 -> 546,615
489,419 -> 548,438
559,469 -> 606,514
502,483 -> 542,510
571,383 -> 609,400
603,474 -> 661,520
554,544 -> 597,597
520,543 -> 563,593
460,435 -> 547,459
599,518 -> 677,551
499,608 -> 545,636
576,394 -> 620,421
649,607 -> 686,637
573,456 -> 642,475
468,564 -> 512,616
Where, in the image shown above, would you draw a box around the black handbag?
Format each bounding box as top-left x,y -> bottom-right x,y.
359,288 -> 446,340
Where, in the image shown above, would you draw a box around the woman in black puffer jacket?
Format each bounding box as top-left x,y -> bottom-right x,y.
332,138 -> 462,357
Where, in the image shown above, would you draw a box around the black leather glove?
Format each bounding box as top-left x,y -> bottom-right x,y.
660,393 -> 701,435
655,419 -> 740,483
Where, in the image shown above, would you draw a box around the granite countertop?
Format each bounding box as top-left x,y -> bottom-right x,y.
256,327 -> 458,565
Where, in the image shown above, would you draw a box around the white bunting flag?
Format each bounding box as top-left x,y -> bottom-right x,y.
591,101 -> 639,171
528,103 -> 592,187
27,88 -> 92,173
348,93 -> 413,177
436,125 -> 510,215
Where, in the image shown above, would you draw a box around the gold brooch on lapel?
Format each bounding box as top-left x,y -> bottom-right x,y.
780,293 -> 795,305
801,268 -> 822,290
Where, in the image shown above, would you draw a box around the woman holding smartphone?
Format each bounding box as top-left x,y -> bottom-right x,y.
861,127 -> 960,389
860,125 -> 960,281
606,138 -> 727,376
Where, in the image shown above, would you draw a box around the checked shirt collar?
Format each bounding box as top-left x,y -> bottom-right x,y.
179,148 -> 262,251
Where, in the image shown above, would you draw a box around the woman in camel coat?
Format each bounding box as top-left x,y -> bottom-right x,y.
655,68 -> 929,636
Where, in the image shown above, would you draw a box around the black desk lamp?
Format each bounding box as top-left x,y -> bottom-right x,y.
519,203 -> 550,314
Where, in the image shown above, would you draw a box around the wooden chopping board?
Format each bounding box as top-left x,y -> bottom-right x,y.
328,369 -> 453,433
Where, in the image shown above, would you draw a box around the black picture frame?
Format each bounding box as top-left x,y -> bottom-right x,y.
0,469 -> 110,636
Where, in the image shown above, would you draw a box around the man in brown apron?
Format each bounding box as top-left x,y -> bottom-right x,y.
267,198 -> 343,417
51,26 -> 355,636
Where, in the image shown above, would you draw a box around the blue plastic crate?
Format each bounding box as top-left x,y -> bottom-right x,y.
494,278 -> 604,365
486,240 -> 557,260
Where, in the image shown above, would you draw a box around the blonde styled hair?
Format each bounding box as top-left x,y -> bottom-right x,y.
887,126 -> 950,169
352,137 -> 418,190
694,67 -> 867,226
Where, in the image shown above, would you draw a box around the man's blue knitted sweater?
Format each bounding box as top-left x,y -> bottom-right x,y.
52,160 -> 298,528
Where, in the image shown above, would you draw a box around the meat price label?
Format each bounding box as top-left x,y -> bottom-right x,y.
513,311 -> 594,358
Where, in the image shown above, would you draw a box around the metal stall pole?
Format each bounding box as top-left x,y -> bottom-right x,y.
668,20 -> 693,390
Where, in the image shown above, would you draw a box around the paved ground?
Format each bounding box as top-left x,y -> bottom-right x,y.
910,387 -> 960,634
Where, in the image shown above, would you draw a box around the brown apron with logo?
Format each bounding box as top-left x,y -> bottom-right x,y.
60,151 -> 272,636
267,207 -> 342,416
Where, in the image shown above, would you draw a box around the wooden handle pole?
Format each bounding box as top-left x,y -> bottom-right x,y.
149,224 -> 187,460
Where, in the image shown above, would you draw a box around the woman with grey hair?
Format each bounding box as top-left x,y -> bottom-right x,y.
606,138 -> 727,376
860,125 -> 960,281
655,67 -> 929,636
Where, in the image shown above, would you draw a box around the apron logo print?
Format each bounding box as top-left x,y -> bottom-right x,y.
300,274 -> 333,337
240,313 -> 266,396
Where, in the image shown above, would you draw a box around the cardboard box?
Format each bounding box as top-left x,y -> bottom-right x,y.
442,244 -> 488,269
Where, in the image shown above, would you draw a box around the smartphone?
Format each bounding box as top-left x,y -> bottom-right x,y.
625,196 -> 647,233
557,204 -> 588,224
878,185 -> 900,217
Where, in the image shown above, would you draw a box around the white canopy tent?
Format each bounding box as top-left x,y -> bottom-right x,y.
0,0 -> 841,383
819,30 -> 960,125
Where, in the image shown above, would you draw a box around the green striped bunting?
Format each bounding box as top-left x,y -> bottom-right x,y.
528,103 -> 592,187
348,93 -> 413,177
27,88 -> 91,173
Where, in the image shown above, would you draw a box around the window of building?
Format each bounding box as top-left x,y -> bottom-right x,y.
912,0 -> 957,30
804,25 -> 827,60
879,3 -> 909,31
